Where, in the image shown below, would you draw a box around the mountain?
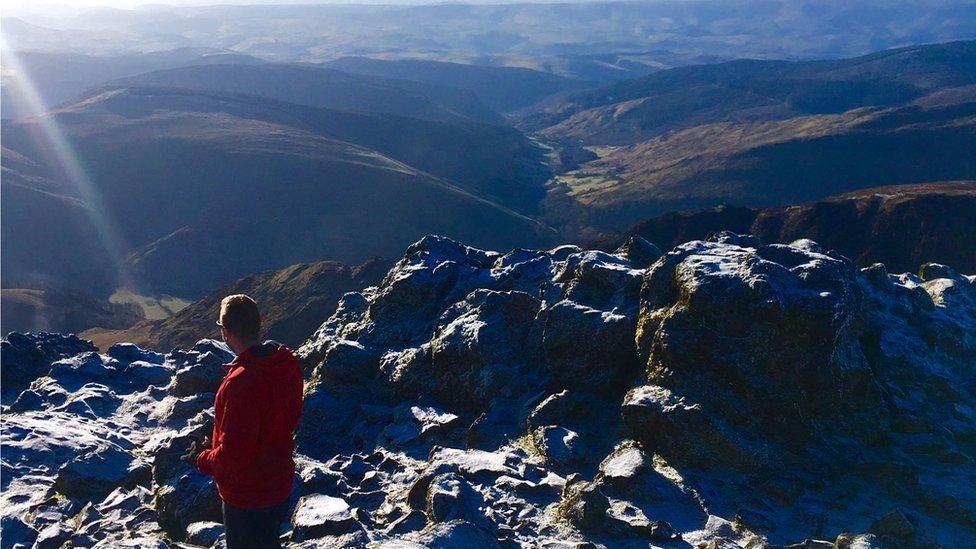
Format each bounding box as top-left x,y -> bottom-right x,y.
0,48 -> 264,120
531,40 -> 976,144
2,233 -> 975,546
324,57 -> 585,112
82,258 -> 391,352
1,86 -> 553,299
603,182 -> 976,274
5,1 -> 976,64
543,101 -> 976,230
1,287 -> 143,335
110,63 -> 503,125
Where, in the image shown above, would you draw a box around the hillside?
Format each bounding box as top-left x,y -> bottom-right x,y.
532,40 -> 976,145
324,57 -> 585,112
1,87 -> 554,299
110,63 -> 502,125
1,287 -> 143,335
82,258 -> 391,352
544,101 -> 976,230
0,48 -> 264,120
606,182 -> 976,274
2,234 -> 975,546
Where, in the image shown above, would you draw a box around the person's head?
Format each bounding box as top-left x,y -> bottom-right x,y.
217,294 -> 261,354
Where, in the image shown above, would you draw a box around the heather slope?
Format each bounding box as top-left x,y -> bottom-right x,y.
1,87 -> 553,298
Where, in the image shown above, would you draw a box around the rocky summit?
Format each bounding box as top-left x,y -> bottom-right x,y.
2,233 -> 974,548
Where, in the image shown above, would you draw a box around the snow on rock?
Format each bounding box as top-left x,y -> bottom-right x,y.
291,494 -> 358,541
2,233 -> 975,547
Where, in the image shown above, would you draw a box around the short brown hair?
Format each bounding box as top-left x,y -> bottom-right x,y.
218,294 -> 261,341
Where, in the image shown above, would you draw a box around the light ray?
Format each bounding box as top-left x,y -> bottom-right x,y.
1,33 -> 138,292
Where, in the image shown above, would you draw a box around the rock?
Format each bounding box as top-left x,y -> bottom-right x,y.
0,332 -> 96,403
291,494 -> 359,541
869,509 -> 915,540
170,353 -> 226,396
426,472 -> 488,526
185,521 -> 224,546
106,343 -> 164,366
605,500 -> 653,536
532,426 -> 583,467
319,339 -> 381,383
48,352 -> 119,392
0,515 -> 38,547
123,361 -> 174,389
52,446 -> 149,500
597,440 -> 647,492
409,519 -> 501,549
558,481 -> 609,531
154,470 -> 221,540
834,533 -> 885,549
541,299 -> 637,391
615,236 -> 663,268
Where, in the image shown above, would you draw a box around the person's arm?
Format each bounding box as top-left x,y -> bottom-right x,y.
196,377 -> 264,477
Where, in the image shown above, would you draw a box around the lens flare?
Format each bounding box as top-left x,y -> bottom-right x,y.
1,34 -> 137,291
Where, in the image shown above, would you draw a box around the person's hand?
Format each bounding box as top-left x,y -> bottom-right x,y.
182,439 -> 206,464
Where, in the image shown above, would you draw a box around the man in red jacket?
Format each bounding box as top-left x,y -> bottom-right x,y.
186,294 -> 304,549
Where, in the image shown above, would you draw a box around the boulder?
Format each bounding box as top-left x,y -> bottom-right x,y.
106,343 -> 164,366
52,446 -> 149,500
541,300 -> 637,392
291,494 -> 359,541
558,480 -> 609,531
170,353 -> 226,396
153,470 -> 221,540
532,426 -> 583,468
186,521 -> 224,546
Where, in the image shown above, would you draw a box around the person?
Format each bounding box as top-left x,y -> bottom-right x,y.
183,294 -> 304,549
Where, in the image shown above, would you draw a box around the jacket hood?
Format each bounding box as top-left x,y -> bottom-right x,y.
230,341 -> 299,377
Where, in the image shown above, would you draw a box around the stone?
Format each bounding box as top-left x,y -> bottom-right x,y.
154,470 -> 221,540
834,533 -> 885,549
597,440 -> 647,491
291,494 -> 359,541
186,521 -> 224,546
558,481 -> 609,531
52,446 -> 148,500
532,426 -> 583,467
0,332 -> 96,403
426,472 -> 487,526
615,235 -> 663,268
170,354 -> 226,396
106,343 -> 164,366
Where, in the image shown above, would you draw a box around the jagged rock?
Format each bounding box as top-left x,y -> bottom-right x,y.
52,446 -> 149,500
558,480 -> 609,531
597,440 -> 648,492
615,235 -> 663,268
106,343 -> 164,366
169,353 -> 226,396
426,472 -> 488,526
0,332 -> 96,403
532,425 -> 583,467
49,352 -> 120,392
834,533 -> 885,549
154,470 -> 221,540
291,494 -> 359,541
185,521 -> 224,546
542,299 -> 637,391
4,235 -> 976,548
407,519 -> 501,548
0,515 -> 38,547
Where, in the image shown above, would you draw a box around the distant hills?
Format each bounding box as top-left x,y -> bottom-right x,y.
324,57 -> 586,112
0,48 -> 264,120
82,258 -> 391,352
110,63 -> 502,125
531,40 -> 976,144
1,84 -> 554,299
605,181 -> 976,274
535,41 -> 976,230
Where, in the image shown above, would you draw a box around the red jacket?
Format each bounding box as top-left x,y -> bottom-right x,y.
197,342 -> 304,508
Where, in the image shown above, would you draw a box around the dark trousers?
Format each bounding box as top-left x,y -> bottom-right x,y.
222,499 -> 289,549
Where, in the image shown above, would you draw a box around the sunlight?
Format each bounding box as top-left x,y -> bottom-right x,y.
1,34 -> 137,291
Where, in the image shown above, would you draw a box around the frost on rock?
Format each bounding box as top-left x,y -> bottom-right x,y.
2,233 -> 975,547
